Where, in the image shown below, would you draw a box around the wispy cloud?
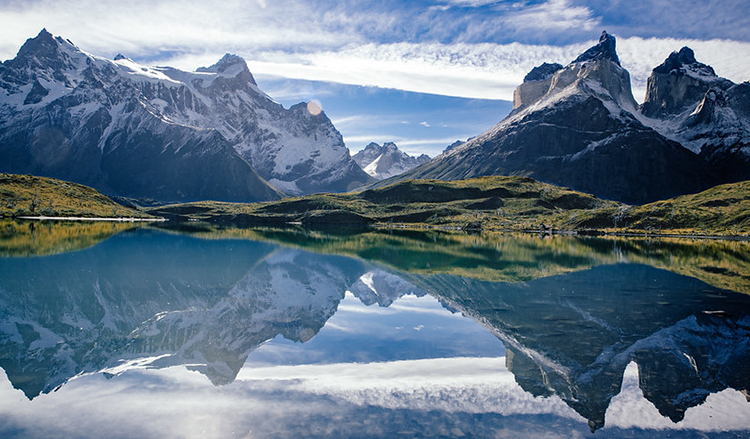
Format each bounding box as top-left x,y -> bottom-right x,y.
1,0 -> 747,103
236,39 -> 749,101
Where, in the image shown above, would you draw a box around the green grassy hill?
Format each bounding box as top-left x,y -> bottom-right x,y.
568,180 -> 750,235
148,176 -> 750,237
3,172 -> 747,237
0,173 -> 154,219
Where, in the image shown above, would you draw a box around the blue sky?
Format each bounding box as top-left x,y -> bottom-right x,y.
1,0 -> 748,156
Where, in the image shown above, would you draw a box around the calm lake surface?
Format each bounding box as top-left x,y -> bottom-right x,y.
1,221 -> 749,438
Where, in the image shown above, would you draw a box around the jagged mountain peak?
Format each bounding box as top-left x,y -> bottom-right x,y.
9,28 -> 66,66
352,141 -> 430,180
19,28 -> 57,53
196,53 -> 256,85
653,46 -> 716,77
512,31 -> 636,115
572,30 -> 620,66
523,62 -> 563,82
641,45 -> 734,118
391,31 -> 714,205
1,30 -> 373,200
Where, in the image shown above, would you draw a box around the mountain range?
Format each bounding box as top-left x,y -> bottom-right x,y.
0,29 -> 373,203
387,31 -> 749,205
1,30 -> 748,205
351,142 -> 430,180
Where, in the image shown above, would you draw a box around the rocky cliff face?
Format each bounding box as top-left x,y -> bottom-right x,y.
392,32 -> 715,205
0,30 -> 372,202
641,47 -> 732,118
640,47 -> 750,182
352,142 -> 430,180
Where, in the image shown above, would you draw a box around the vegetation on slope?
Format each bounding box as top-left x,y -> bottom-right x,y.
0,173 -> 154,219
149,176 -> 617,227
148,176 -> 750,237
567,181 -> 750,235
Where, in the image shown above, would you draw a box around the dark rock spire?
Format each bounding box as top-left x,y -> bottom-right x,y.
572,31 -> 620,66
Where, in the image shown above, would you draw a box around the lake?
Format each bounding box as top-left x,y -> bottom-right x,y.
1,221 -> 749,438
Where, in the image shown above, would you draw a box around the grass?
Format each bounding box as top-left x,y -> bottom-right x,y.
148,176 -> 750,237
3,171 -> 748,238
0,173 -> 155,219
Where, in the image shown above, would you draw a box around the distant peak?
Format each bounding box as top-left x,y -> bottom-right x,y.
572,31 -> 620,66
218,53 -> 246,66
14,28 -> 63,62
37,28 -> 53,39
196,53 -> 256,85
113,53 -> 128,61
198,53 -> 246,73
653,46 -> 716,76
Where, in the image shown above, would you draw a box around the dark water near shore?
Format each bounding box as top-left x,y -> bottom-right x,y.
1,221 -> 749,438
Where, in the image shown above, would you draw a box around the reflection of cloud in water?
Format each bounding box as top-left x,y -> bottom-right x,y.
238,357 -> 579,417
607,362 -> 750,432
4,356 -> 750,439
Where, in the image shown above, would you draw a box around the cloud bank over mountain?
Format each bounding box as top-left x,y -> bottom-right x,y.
1,0 -> 747,102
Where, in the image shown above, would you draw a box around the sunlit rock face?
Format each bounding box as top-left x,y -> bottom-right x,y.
641,47 -> 730,118
512,62 -> 563,110
0,30 -> 373,201
640,47 -> 750,183
387,32 -> 715,205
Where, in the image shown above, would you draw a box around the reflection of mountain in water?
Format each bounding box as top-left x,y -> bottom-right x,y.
0,229 -> 375,397
411,264 -> 750,431
1,228 -> 749,432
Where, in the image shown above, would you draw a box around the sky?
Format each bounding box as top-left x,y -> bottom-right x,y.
1,0 -> 749,157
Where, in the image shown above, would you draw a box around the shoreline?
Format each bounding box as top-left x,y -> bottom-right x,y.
14,216 -> 167,222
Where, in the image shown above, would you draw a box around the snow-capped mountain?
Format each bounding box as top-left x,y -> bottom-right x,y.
351,142 -> 430,180
385,32 -> 727,205
348,269 -> 426,307
0,30 -> 372,202
640,47 -> 750,183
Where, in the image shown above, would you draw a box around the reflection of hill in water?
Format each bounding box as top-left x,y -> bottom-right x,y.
0,220 -> 138,257
213,226 -> 750,294
0,226 -> 749,431
408,264 -> 750,431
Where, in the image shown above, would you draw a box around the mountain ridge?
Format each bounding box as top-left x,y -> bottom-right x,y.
379,31 -> 747,205
0,29 -> 373,203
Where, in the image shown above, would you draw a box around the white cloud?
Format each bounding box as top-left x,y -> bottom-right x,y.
240,38 -> 750,102
513,0 -> 599,32
0,0 -> 352,61
1,1 -> 747,104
